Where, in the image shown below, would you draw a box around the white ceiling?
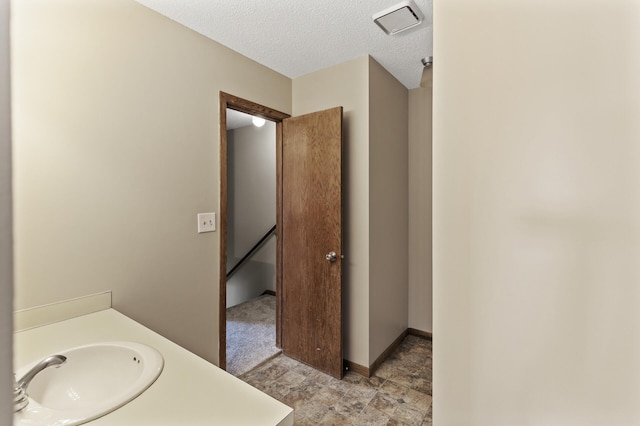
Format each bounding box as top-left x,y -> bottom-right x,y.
226,109 -> 257,130
135,0 -> 432,89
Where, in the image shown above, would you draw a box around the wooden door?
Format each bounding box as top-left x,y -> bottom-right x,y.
281,106 -> 343,379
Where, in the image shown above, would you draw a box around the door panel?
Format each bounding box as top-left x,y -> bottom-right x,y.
281,106 -> 343,379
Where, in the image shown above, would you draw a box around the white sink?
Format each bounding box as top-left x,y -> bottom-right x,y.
14,341 -> 164,426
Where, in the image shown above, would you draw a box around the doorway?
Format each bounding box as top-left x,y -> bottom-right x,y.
219,92 -> 344,379
219,92 -> 289,373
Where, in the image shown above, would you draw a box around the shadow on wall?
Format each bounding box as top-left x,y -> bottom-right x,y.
226,236 -> 276,308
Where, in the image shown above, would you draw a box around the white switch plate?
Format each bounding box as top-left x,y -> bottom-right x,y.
197,212 -> 216,233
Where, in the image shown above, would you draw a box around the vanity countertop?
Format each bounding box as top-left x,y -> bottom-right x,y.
14,308 -> 294,426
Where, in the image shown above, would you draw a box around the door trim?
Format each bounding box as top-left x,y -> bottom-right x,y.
218,92 -> 290,370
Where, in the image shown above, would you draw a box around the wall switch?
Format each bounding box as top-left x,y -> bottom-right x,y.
197,212 -> 216,233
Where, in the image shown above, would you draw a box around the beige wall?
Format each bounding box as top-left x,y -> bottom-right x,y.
227,123 -> 276,263
293,56 -> 410,367
408,81 -> 432,333
292,56 -> 371,366
434,0 -> 640,424
226,237 -> 276,308
12,0 -> 291,365
368,57 -> 409,363
0,0 -> 13,420
226,123 -> 277,308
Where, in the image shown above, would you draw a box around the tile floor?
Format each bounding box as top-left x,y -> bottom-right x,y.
240,335 -> 432,425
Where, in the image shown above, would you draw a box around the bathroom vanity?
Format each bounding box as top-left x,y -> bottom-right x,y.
14,306 -> 294,425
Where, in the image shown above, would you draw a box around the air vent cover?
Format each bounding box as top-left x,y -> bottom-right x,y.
373,0 -> 424,35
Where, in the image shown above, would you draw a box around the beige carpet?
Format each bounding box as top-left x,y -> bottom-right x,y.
226,294 -> 281,376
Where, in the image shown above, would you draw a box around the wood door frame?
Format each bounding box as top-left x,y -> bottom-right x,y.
218,92 -> 290,370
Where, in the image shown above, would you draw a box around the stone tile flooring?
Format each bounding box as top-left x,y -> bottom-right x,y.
240,335 -> 432,425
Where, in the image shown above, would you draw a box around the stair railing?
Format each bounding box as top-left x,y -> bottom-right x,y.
226,225 -> 276,280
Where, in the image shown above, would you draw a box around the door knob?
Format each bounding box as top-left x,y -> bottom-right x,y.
325,251 -> 337,262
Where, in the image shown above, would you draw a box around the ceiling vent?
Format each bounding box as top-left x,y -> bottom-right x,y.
373,0 -> 424,35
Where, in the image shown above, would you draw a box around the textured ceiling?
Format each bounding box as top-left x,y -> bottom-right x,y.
135,0 -> 432,89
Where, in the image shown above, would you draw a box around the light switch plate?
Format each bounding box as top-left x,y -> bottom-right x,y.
197,212 -> 216,233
